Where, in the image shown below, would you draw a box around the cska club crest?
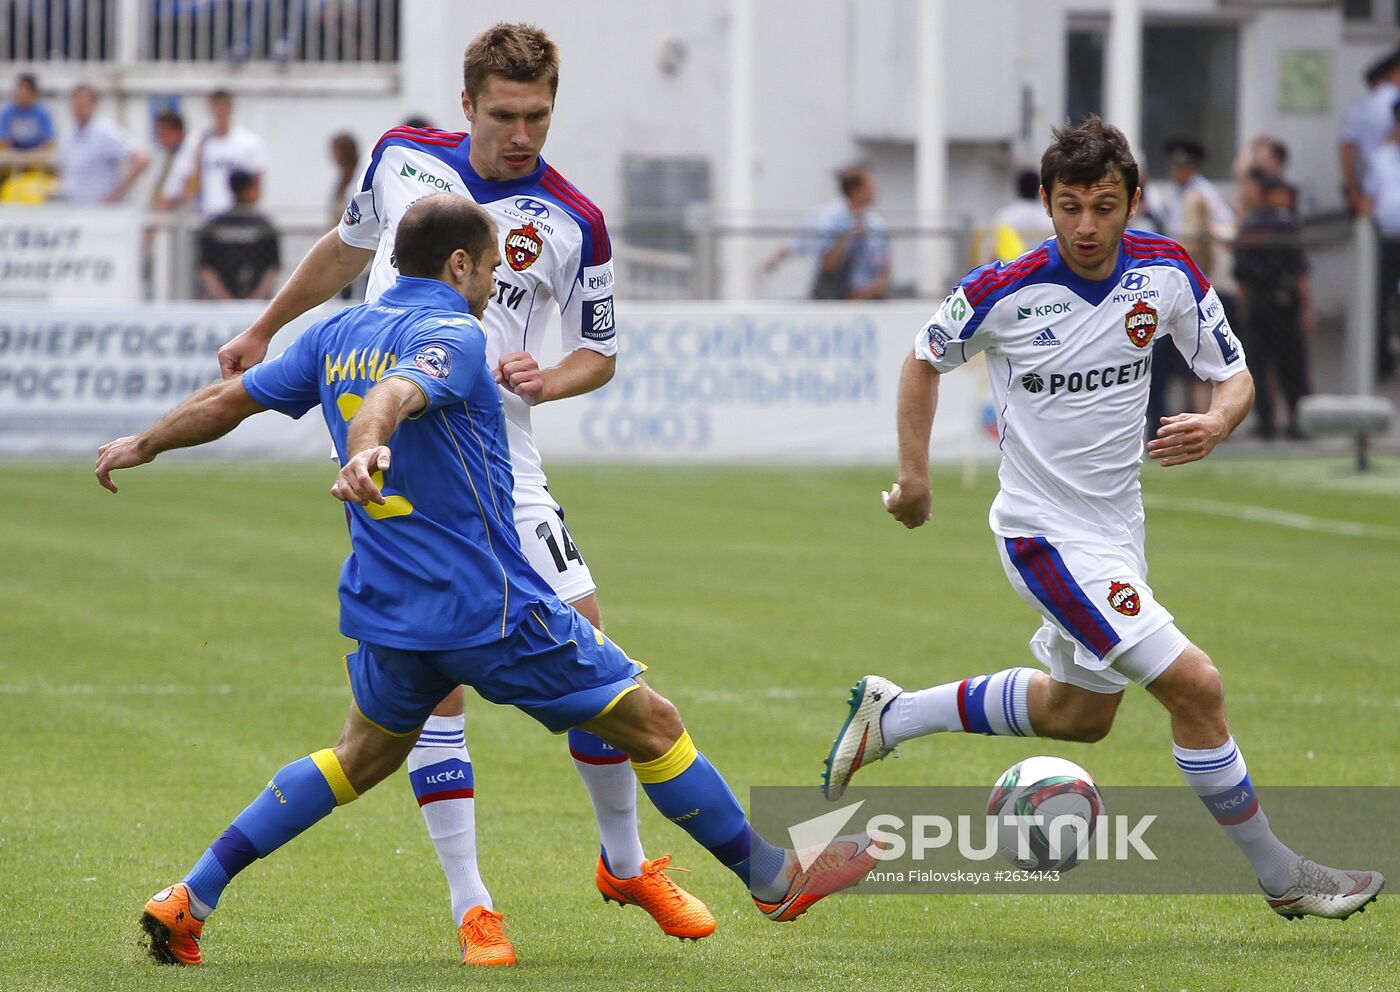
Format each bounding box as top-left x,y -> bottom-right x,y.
1124,300 -> 1158,349
1108,581 -> 1141,617
505,222 -> 543,271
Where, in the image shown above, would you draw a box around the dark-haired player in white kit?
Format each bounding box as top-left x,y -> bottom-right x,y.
216,23 -> 714,963
823,117 -> 1383,922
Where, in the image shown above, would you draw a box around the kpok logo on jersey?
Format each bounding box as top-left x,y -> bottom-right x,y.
414,344 -> 452,379
399,162 -> 456,193
1108,581 -> 1141,616
505,223 -> 543,272
1124,300 -> 1158,349
1017,301 -> 1073,320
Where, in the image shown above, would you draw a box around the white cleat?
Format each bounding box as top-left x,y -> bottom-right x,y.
1265,858 -> 1384,920
821,675 -> 902,801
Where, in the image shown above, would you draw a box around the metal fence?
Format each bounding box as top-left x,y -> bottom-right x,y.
0,0 -> 397,63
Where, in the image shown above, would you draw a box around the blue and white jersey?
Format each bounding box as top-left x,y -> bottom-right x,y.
244,275 -> 561,650
914,230 -> 1247,543
338,125 -> 616,493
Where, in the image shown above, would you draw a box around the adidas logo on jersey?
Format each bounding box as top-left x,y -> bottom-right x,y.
1031,328 -> 1061,347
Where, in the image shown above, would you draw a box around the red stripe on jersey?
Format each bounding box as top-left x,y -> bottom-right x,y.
542,167 -> 610,265
966,250 -> 1050,306
372,127 -> 467,153
1121,235 -> 1210,289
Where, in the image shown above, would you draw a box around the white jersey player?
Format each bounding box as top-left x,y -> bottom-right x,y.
339,124 -> 616,601
217,23 -> 714,965
823,118 -> 1383,922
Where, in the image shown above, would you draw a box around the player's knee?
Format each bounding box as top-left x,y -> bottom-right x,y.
640,690 -> 684,750
1155,646 -> 1225,716
1066,708 -> 1115,743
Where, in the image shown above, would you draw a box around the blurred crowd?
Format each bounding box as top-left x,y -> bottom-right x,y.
0,73 -> 375,302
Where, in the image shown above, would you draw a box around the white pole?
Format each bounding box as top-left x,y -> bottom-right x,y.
1105,0 -> 1143,149
726,0 -> 756,300
916,0 -> 948,297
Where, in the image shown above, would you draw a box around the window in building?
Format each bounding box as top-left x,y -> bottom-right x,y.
621,156 -> 710,254
144,0 -> 399,64
1065,28 -> 1106,126
1141,24 -> 1240,181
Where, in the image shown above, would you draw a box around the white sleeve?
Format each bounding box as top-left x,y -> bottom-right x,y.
556,230 -> 617,358
337,153 -> 383,250
1177,285 -> 1247,381
912,284 -> 993,373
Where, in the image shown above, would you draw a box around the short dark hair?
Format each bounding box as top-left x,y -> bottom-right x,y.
209,88 -> 233,104
1015,168 -> 1040,200
155,110 -> 184,132
16,73 -> 38,92
463,23 -> 559,100
395,194 -> 496,279
1270,139 -> 1289,168
1040,117 -> 1139,199
838,165 -> 870,198
229,170 -> 257,197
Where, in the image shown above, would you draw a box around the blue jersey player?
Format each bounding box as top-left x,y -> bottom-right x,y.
96,195 -> 876,968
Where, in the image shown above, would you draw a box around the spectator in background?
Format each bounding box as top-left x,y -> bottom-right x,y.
1233,134 -> 1296,216
328,131 -> 362,301
1340,50 -> 1400,217
1147,138 -> 1235,430
810,165 -> 890,299
164,89 -> 267,219
0,74 -> 54,153
149,110 -> 186,208
762,164 -> 891,300
984,168 -> 1055,262
1361,97 -> 1400,381
1233,168 -> 1313,441
57,84 -> 148,205
198,170 -> 281,300
327,131 -> 359,227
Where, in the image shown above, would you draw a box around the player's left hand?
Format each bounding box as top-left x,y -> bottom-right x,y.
495,351 -> 547,405
95,435 -> 153,493
1147,412 -> 1228,467
333,446 -> 391,505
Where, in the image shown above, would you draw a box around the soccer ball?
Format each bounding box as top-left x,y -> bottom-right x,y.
987,755 -> 1103,871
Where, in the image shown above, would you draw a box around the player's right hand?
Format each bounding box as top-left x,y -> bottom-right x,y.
882,481 -> 931,529
218,328 -> 271,379
332,447 -> 391,505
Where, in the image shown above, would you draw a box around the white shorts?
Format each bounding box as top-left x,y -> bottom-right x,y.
996,533 -> 1186,694
514,488 -> 597,605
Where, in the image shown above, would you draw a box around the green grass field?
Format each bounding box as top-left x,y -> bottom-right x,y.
2,456 -> 1397,992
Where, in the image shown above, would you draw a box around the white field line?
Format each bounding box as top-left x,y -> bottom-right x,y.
1144,494 -> 1400,542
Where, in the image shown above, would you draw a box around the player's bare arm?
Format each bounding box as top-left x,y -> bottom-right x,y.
331,377 -> 427,506
1147,370 -> 1255,467
885,348 -> 939,529
96,378 -> 266,492
495,348 -> 615,407
219,230 -> 374,378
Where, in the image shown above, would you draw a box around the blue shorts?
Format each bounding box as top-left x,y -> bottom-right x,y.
344,601 -> 646,735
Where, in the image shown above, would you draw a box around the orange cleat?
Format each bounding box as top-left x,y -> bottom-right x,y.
752,838 -> 878,923
139,883 -> 205,965
457,905 -> 516,966
595,854 -> 717,940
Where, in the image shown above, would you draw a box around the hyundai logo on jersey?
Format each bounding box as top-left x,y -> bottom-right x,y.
1120,272 -> 1150,291
514,197 -> 551,218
